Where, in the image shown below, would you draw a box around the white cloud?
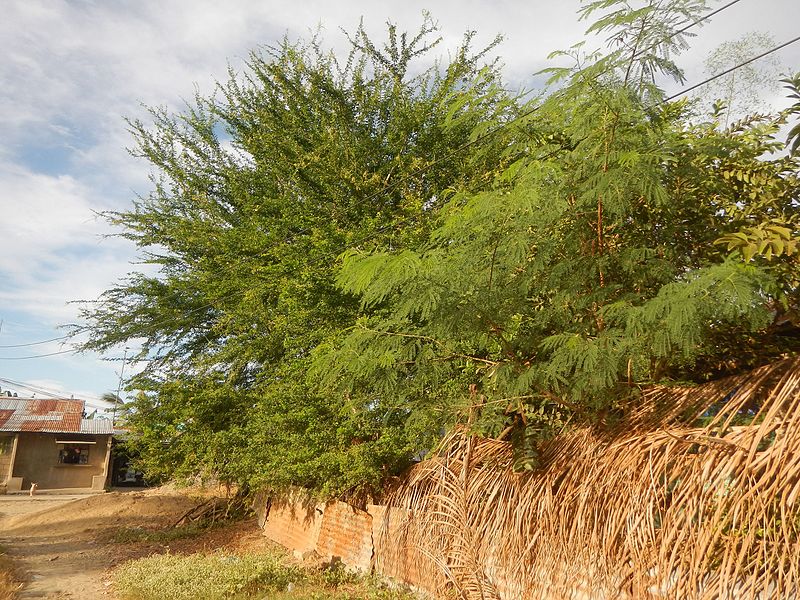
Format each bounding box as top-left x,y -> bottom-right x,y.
0,166 -> 101,248
1,0 -> 798,399
0,163 -> 142,328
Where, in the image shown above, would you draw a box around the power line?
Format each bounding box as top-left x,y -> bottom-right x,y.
664,34 -> 800,103
0,377 -> 117,407
0,1 -> 751,362
661,0 -> 744,49
0,348 -> 78,361
0,377 -> 62,399
0,334 -> 74,349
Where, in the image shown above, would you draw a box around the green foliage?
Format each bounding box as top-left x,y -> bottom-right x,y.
81,3 -> 800,492
314,5 -> 800,445
113,550 -> 415,600
783,72 -> 800,156
715,222 -> 797,262
81,17 -> 512,496
580,0 -> 707,89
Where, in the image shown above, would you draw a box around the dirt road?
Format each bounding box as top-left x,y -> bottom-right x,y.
0,493 -> 110,599
0,495 -> 95,518
0,491 -> 199,599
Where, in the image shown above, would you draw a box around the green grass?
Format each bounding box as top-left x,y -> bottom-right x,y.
113,550 -> 416,600
111,524 -> 206,544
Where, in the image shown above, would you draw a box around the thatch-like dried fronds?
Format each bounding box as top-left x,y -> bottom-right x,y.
378,359 -> 800,599
0,549 -> 21,600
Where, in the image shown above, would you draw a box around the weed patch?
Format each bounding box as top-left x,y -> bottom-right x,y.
115,551 -> 303,599
111,524 -> 205,544
114,551 -> 416,600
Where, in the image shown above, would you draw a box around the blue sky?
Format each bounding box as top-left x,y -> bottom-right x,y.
0,0 -> 798,411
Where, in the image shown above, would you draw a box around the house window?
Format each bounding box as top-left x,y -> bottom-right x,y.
59,444 -> 90,465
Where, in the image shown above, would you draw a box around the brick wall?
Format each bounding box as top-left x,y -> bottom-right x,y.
257,491 -> 440,596
260,490 -> 325,555
315,501 -> 373,570
256,492 -> 586,599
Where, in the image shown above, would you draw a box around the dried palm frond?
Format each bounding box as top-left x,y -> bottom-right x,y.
378,358 -> 800,599
172,489 -> 251,528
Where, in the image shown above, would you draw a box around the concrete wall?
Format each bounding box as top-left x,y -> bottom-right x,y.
11,432 -> 110,490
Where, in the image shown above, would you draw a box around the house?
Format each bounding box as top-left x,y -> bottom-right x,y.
0,397 -> 113,492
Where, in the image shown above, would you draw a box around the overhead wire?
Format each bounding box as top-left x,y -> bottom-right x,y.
0,0 -> 768,362
666,0 -> 744,43
0,348 -> 79,361
0,376 -> 118,407
0,377 -> 65,399
663,33 -> 800,102
0,334 -> 74,348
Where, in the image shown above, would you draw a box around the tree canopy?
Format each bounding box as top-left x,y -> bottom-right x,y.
78,2 -> 800,494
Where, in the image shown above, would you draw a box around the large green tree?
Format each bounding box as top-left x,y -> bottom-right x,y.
79,18 -> 514,495
80,1 -> 800,491
313,4 -> 800,467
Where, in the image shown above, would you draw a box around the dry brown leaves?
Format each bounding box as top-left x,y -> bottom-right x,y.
0,551 -> 21,600
376,358 -> 800,599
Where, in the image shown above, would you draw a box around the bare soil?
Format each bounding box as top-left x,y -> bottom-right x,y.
0,490 -> 261,600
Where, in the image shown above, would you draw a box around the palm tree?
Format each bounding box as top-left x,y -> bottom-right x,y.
100,392 -> 123,423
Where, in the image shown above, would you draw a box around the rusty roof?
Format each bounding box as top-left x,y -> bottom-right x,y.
0,398 -> 112,435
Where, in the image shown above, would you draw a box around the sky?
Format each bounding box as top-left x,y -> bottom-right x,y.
0,0 -> 798,410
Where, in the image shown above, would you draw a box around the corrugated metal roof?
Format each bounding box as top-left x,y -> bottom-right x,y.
0,398 -> 112,434
79,418 -> 114,435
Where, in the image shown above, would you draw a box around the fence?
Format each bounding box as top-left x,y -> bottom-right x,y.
255,358 -> 800,599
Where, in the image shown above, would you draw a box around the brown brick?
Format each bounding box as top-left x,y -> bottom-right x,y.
315,501 -> 373,571
261,494 -> 324,554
